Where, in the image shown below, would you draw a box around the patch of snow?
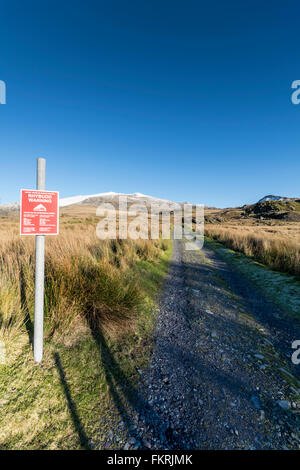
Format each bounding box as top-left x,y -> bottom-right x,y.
59,192 -> 120,207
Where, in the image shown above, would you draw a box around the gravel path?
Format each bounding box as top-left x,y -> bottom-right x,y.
98,239 -> 300,450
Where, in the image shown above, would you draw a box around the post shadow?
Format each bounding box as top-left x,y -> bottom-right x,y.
53,352 -> 91,450
88,321 -> 174,448
20,266 -> 33,345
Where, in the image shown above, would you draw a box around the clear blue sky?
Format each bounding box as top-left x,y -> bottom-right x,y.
0,0 -> 300,207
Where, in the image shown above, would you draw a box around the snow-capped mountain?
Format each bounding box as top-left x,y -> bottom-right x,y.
60,191 -> 175,207
0,191 -> 178,212
257,195 -> 290,203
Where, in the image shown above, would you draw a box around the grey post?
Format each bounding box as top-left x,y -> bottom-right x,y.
33,158 -> 46,363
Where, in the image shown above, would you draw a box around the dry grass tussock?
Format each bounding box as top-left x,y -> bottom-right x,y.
205,224 -> 300,277
0,220 -> 170,347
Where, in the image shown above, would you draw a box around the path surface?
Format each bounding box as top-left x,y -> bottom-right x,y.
100,239 -> 300,450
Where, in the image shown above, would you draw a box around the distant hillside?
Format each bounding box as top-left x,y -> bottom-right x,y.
205,196 -> 300,224
0,191 -> 184,216
2,191 -> 299,221
244,199 -> 300,221
59,191 -> 176,208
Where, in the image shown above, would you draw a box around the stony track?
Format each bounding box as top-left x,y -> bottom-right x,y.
100,239 -> 300,450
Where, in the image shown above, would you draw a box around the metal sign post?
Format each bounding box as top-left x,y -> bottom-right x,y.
20,158 -> 59,363
34,158 -> 46,363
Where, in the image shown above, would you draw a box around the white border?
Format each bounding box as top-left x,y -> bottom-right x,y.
20,189 -> 60,236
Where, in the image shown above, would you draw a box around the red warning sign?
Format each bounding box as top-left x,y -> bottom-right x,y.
20,189 -> 59,235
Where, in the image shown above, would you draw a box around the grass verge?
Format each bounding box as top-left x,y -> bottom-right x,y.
205,237 -> 300,322
205,225 -> 300,278
0,224 -> 172,449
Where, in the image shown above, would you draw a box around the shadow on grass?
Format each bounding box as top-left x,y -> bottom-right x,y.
53,352 -> 92,450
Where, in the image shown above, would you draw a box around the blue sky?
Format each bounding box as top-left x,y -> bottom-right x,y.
0,0 -> 300,207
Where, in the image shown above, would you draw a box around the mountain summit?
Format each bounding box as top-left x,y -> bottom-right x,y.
0,191 -> 178,214
257,195 -> 291,203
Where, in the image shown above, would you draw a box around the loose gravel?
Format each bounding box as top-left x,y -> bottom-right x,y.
96,239 -> 300,450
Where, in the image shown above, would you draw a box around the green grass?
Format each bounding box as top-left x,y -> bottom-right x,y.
205,237 -> 300,322
0,240 -> 172,450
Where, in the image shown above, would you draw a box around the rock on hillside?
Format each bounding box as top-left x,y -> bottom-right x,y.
244,199 -> 300,220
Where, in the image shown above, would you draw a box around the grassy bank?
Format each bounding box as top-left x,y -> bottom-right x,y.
205,225 -> 300,278
0,219 -> 172,449
205,237 -> 300,321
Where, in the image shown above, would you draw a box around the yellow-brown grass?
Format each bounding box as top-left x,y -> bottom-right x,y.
0,217 -> 169,347
205,223 -> 300,277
